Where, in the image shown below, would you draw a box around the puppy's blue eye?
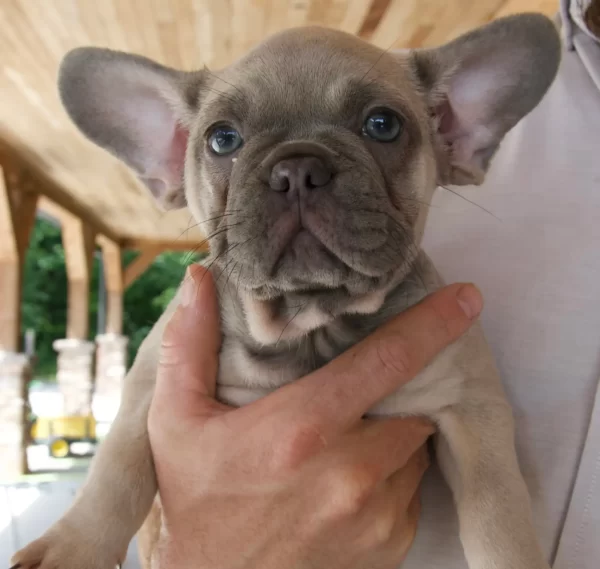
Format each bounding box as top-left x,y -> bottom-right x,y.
363,111 -> 402,142
208,125 -> 243,155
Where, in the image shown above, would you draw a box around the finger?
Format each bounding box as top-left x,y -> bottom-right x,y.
350,445 -> 428,564
381,491 -> 422,568
152,264 -> 225,421
386,444 -> 430,513
266,282 -> 482,437
334,418 -> 433,484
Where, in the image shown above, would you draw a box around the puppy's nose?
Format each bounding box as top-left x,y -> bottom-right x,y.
269,156 -> 332,192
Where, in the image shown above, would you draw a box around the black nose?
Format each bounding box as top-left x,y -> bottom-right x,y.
269,156 -> 333,192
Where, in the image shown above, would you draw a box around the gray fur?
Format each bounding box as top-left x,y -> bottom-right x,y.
14,13 -> 561,569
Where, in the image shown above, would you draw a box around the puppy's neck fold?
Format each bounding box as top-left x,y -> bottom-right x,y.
237,264 -> 414,346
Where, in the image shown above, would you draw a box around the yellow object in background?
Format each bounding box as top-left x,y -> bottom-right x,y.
30,415 -> 97,458
31,415 -> 96,440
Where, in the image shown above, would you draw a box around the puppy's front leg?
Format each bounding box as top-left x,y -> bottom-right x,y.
11,298 -> 177,569
436,400 -> 549,569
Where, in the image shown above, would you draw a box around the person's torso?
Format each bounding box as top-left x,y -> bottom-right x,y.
406,28 -> 600,569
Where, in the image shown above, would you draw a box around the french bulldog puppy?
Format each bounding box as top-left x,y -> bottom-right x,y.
13,13 -> 561,569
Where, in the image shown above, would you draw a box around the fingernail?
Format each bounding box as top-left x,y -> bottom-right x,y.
456,284 -> 483,319
181,264 -> 204,307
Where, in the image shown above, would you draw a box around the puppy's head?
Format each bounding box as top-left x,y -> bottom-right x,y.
59,14 -> 560,343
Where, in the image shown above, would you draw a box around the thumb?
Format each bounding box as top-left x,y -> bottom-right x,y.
153,264 -> 224,421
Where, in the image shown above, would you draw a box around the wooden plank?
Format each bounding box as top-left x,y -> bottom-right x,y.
369,0 -> 424,48
62,216 -> 96,340
494,0 -> 558,19
357,0 -> 392,39
340,0 -> 374,34
123,248 -> 161,289
421,0 -> 505,47
366,0 -> 556,50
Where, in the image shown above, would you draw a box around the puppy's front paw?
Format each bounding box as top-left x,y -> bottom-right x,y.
11,522 -> 123,569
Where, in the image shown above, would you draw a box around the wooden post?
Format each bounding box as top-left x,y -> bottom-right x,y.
0,165 -> 38,352
0,352 -> 32,480
0,164 -> 38,479
123,247 -> 161,288
94,242 -> 160,420
62,216 -> 96,340
100,238 -> 124,335
54,215 -> 97,416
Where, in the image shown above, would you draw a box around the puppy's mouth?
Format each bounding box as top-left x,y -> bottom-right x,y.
269,206 -> 349,284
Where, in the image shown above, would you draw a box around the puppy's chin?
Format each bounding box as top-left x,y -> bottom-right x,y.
236,262 -> 408,346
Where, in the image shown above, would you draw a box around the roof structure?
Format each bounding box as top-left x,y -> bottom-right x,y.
0,0 -> 557,250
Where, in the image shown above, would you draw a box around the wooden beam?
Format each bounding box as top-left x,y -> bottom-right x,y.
62,216 -> 96,340
123,248 -> 161,289
0,165 -> 38,352
99,238 -> 124,335
0,141 -> 123,244
41,197 -> 208,254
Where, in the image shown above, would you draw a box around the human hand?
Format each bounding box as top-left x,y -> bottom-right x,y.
148,265 -> 482,569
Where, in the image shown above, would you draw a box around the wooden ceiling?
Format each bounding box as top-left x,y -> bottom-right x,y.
0,0 -> 558,250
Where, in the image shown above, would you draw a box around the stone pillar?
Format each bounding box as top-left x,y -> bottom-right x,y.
53,339 -> 95,416
94,334 -> 128,421
0,351 -> 31,480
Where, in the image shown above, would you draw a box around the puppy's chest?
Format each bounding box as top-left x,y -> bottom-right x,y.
216,319 -> 370,406
215,313 -> 466,416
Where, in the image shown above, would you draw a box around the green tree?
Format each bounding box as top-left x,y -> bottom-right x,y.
21,218 -> 203,378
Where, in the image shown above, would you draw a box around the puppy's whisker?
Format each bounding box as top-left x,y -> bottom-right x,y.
200,78 -> 243,105
203,67 -> 245,98
204,230 -> 261,280
439,185 -> 501,221
218,253 -> 239,284
381,213 -> 429,293
359,35 -> 400,83
275,302 -> 308,347
196,210 -> 242,227
177,222 -> 245,273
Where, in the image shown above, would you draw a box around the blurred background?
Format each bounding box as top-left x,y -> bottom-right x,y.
0,0 -> 558,566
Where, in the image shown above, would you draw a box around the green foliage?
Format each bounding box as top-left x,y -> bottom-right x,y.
21,218 -> 203,378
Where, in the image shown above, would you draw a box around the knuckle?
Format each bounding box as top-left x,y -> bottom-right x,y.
374,335 -> 413,377
271,421 -> 326,474
363,504 -> 396,549
324,464 -> 376,521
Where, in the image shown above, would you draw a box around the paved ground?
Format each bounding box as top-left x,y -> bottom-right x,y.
1,384 -> 142,568
0,480 -> 142,568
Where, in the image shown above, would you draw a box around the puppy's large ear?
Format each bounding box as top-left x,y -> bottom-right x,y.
59,48 -> 202,209
412,13 -> 561,186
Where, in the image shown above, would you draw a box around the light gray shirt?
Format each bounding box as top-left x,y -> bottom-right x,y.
407,6 -> 600,568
